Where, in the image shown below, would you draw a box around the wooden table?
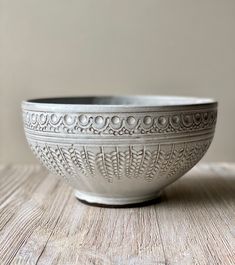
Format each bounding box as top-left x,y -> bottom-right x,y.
0,163 -> 234,265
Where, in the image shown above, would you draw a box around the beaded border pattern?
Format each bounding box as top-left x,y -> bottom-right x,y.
23,109 -> 217,136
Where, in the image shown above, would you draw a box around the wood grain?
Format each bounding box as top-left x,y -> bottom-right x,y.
0,163 -> 234,265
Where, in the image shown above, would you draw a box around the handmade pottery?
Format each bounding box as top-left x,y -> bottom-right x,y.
22,96 -> 217,205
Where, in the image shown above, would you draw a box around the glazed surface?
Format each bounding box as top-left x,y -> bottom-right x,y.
22,95 -> 217,204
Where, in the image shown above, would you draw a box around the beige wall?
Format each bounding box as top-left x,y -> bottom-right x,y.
1,0 -> 235,163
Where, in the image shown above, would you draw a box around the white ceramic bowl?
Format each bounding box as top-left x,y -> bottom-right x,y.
22,96 -> 217,205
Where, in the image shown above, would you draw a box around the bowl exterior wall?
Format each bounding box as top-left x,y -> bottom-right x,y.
22,103 -> 217,204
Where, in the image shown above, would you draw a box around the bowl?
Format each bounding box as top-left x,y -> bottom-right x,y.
22,95 -> 217,206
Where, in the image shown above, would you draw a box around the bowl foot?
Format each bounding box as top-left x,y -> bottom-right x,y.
74,190 -> 162,207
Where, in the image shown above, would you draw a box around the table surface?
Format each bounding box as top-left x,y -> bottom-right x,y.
0,163 -> 234,265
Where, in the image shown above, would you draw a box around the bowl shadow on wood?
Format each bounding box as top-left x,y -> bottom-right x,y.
78,174 -> 235,208
156,174 -> 235,207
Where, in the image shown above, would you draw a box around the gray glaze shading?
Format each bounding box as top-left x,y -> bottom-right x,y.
22,95 -> 217,205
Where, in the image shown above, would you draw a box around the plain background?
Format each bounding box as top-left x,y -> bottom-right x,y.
0,0 -> 235,163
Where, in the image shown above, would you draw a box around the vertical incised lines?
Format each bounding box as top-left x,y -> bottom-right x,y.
31,139 -> 211,183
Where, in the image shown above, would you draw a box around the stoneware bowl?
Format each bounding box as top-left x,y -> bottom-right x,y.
22,96 -> 217,206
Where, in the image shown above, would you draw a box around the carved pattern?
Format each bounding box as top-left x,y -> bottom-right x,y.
23,109 -> 217,136
29,139 -> 212,183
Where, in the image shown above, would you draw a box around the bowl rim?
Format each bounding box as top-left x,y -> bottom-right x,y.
22,95 -> 218,112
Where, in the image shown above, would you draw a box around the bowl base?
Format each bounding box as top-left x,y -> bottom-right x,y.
74,190 -> 162,207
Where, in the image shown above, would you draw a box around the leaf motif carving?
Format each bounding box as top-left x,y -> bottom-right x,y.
96,152 -> 110,182
145,149 -> 160,181
28,139 -> 212,183
138,150 -> 152,178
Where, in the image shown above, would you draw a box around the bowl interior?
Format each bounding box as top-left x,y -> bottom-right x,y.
26,95 -> 216,107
